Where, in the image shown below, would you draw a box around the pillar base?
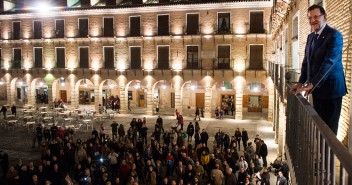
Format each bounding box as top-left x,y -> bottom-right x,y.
146,110 -> 153,116
204,112 -> 212,118
120,109 -> 127,114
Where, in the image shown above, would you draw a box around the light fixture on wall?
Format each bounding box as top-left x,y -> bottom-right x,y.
60,77 -> 66,86
135,82 -> 140,90
39,80 -> 44,86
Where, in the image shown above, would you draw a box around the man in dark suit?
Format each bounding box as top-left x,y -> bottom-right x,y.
276,171 -> 288,185
290,4 -> 346,135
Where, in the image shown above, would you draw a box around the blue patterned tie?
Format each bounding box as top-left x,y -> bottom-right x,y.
311,33 -> 319,52
308,33 -> 319,82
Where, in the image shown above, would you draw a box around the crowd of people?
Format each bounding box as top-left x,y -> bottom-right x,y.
0,115 -> 289,185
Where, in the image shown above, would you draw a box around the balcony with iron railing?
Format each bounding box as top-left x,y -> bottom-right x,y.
285,84 -> 352,185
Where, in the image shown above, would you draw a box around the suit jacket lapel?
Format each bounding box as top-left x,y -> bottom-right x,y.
311,25 -> 329,59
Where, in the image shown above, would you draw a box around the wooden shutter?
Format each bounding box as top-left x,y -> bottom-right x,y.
250,12 -> 264,33
103,18 -> 114,37
130,17 -> 141,37
56,48 -> 65,68
249,45 -> 263,70
104,47 -> 114,68
130,47 -> 141,69
79,47 -> 89,68
158,46 -> 169,69
186,14 -> 199,35
34,48 -> 43,68
158,15 -> 169,36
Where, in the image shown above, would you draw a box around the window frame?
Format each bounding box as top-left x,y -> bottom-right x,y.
129,46 -> 142,69
186,13 -> 199,35
129,16 -> 141,37
157,45 -> 170,69
217,12 -> 231,34
78,46 -> 90,68
216,44 -> 231,69
249,10 -> 265,34
55,47 -> 66,68
103,46 -> 115,68
186,45 -> 199,69
157,14 -> 170,36
55,19 -> 65,38
78,18 -> 89,38
33,47 -> 43,68
33,20 -> 42,39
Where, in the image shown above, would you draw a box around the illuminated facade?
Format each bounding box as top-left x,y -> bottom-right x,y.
0,0 -> 273,118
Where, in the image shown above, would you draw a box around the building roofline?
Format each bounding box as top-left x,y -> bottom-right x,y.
0,0 -> 272,19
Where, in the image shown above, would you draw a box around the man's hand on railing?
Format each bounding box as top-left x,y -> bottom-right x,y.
290,83 -> 314,97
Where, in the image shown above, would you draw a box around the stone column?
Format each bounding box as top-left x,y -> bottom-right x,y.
47,83 -> 53,108
7,80 -> 15,105
119,85 -> 127,114
275,89 -> 279,144
28,83 -> 36,106
94,84 -> 100,111
235,88 -> 243,120
70,80 -> 78,109
174,87 -> 182,116
146,87 -> 153,116
278,102 -> 286,155
268,80 -> 274,122
204,87 -> 212,118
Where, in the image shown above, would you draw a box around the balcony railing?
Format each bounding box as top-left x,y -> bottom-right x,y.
286,84 -> 352,185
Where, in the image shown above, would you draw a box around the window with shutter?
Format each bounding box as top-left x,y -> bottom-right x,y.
130,16 -> 141,37
187,46 -> 199,69
130,47 -> 141,69
56,48 -> 66,68
33,21 -> 42,39
79,19 -> 89,38
249,11 -> 264,33
218,13 -> 230,34
217,45 -> 230,69
158,46 -> 169,69
103,18 -> 114,37
34,48 -> 43,68
13,48 -> 22,69
79,47 -> 89,68
55,20 -> 65,38
158,15 -> 169,36
186,14 -> 199,35
13,22 -> 21,40
249,45 -> 263,70
104,47 -> 114,68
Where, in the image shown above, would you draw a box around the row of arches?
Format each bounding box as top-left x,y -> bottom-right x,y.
1,74 -> 270,118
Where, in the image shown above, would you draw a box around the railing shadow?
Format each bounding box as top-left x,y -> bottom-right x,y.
285,83 -> 352,185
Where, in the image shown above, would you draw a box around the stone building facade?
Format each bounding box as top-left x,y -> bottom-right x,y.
0,0 -> 274,119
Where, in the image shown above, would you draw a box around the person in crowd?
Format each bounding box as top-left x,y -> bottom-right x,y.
259,140 -> 268,167
186,122 -> 195,142
225,167 -> 237,185
1,105 -> 7,118
110,121 -> 118,139
194,107 -> 201,121
235,128 -> 242,151
276,170 -> 288,185
11,104 -> 16,117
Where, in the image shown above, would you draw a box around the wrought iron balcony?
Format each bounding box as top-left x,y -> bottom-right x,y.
285,84 -> 352,185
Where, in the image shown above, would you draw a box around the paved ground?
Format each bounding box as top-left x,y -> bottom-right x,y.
0,104 -> 279,183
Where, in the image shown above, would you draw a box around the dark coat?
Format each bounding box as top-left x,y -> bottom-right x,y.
225,173 -> 237,185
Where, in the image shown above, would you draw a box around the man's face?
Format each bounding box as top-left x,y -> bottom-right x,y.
308,8 -> 326,32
